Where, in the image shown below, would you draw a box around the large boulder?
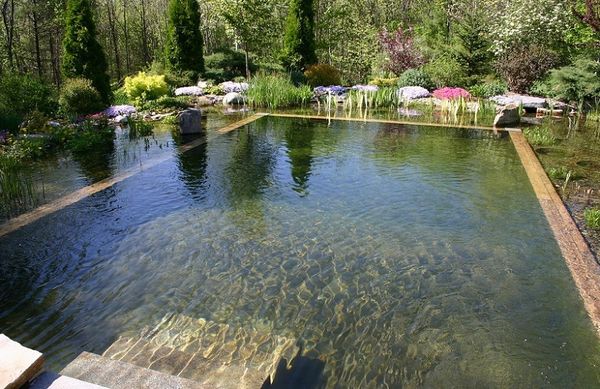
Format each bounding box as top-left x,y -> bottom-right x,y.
493,103 -> 520,127
178,108 -> 202,135
223,92 -> 246,106
490,94 -> 547,112
174,86 -> 204,96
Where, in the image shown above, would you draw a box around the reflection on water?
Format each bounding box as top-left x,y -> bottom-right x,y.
1,117 -> 599,388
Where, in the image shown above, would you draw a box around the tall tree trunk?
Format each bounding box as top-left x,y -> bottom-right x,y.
140,0 -> 149,65
30,4 -> 43,78
123,0 -> 131,72
106,0 -> 122,79
2,0 -> 16,68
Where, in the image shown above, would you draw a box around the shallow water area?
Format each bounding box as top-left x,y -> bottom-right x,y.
1,115 -> 599,387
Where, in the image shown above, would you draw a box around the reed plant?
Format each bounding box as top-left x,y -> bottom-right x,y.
247,74 -> 312,109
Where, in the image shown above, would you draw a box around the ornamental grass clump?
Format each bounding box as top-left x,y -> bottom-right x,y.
246,74 -> 312,109
584,208 -> 600,230
345,87 -> 400,110
523,126 -> 558,146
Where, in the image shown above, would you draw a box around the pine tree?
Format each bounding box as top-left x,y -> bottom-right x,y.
164,0 -> 205,76
62,0 -> 111,104
281,0 -> 317,71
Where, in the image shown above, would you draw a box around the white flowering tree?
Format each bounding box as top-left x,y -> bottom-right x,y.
486,0 -> 572,54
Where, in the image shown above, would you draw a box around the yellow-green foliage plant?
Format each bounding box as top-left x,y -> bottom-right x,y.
124,72 -> 169,106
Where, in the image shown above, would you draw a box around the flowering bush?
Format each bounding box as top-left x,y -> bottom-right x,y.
174,86 -> 204,96
433,87 -> 471,100
124,72 -> 169,104
304,64 -> 342,88
219,81 -> 249,93
352,85 -> 379,92
397,86 -> 430,100
0,130 -> 8,144
103,105 -> 137,118
314,86 -> 347,97
378,28 -> 423,75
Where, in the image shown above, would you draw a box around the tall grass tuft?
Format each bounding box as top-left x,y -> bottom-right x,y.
0,152 -> 37,217
523,126 -> 558,146
247,74 -> 312,109
344,87 -> 399,110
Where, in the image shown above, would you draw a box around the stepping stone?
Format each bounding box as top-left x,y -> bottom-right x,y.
61,352 -> 208,389
29,372 -> 108,389
0,334 -> 44,389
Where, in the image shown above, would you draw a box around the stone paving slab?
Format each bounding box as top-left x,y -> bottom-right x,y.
29,372 -> 108,389
61,352 -> 209,389
0,334 -> 44,389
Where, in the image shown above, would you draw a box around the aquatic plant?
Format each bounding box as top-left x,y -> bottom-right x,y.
67,115 -> 114,154
128,118 -> 153,139
0,151 -> 36,217
523,126 -> 558,146
345,87 -> 400,110
547,166 -> 581,181
246,74 -> 312,109
584,208 -> 600,230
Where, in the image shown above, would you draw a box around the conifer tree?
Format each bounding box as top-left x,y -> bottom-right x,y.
62,0 -> 111,104
281,0 -> 317,71
164,0 -> 205,75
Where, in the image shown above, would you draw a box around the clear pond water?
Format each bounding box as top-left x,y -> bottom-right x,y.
1,116 -> 599,387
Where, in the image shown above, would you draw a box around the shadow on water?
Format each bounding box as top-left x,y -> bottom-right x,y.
262,348 -> 327,389
284,121 -> 315,196
71,137 -> 115,183
173,132 -> 209,195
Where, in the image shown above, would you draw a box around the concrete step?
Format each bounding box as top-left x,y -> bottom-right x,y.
60,352 -> 209,389
29,371 -> 108,389
0,334 -> 44,389
102,314 -> 298,388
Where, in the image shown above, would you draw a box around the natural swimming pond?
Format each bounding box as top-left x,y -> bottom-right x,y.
1,116 -> 599,387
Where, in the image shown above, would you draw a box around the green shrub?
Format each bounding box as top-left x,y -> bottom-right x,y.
523,126 -> 557,146
59,78 -> 103,116
204,49 -> 256,83
547,59 -> 600,104
304,64 -> 341,87
368,77 -> 400,88
143,96 -> 192,110
397,69 -> 433,89
423,55 -> 468,87
247,74 -> 312,109
529,77 -> 554,97
584,208 -> 600,230
203,85 -> 223,95
112,87 -> 130,105
469,81 -> 507,98
0,74 -> 57,132
124,72 -> 169,106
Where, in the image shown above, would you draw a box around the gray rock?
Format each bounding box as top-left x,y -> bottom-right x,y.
196,96 -> 215,107
490,94 -> 547,110
178,108 -> 202,135
113,115 -> 128,124
494,103 -> 520,127
222,92 -> 246,106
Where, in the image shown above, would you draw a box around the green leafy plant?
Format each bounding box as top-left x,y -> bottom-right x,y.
304,64 -> 341,87
584,208 -> 600,230
547,59 -> 600,104
0,74 -> 57,132
59,78 -> 103,117
397,69 -> 433,89
469,81 -> 507,98
203,85 -> 223,95
247,74 -> 312,108
67,119 -> 114,155
124,72 -> 169,106
523,126 -> 558,146
547,166 -> 582,181
423,55 -> 468,87
368,77 -> 400,87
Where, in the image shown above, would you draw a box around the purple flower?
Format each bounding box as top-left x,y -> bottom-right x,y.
104,105 -> 137,118
0,130 -> 8,144
314,85 -> 347,97
220,82 -> 249,93
397,86 -> 430,100
175,86 -> 204,96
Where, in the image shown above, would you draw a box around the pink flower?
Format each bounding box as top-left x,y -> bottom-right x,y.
432,87 -> 471,100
